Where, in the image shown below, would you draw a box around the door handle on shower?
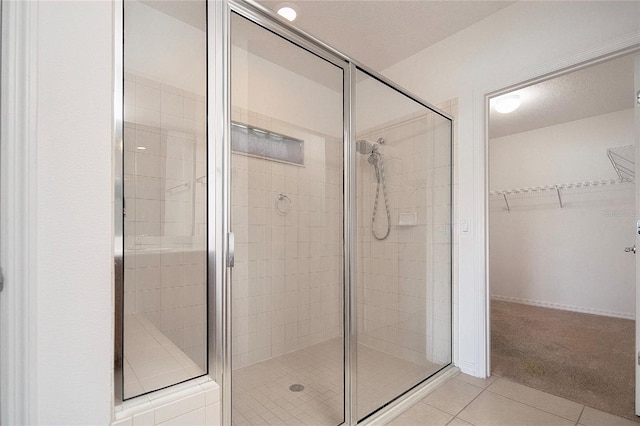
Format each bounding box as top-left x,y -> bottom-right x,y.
227,232 -> 235,267
625,245 -> 636,254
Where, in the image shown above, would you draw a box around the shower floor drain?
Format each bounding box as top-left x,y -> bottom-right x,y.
289,384 -> 305,392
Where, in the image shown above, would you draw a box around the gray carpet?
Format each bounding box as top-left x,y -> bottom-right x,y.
491,300 -> 638,422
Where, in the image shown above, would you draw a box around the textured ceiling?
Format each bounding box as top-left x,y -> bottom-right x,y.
489,54 -> 636,139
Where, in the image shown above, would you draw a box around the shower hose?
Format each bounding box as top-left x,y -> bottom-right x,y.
372,154 -> 391,240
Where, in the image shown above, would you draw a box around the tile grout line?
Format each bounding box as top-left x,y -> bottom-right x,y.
436,377 -> 489,424
483,379 -> 584,423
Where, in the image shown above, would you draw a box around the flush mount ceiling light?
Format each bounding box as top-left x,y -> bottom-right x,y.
276,3 -> 298,22
494,94 -> 521,114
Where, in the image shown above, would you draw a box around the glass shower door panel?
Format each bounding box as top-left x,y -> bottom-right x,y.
355,68 -> 452,420
230,13 -> 345,426
122,0 -> 208,399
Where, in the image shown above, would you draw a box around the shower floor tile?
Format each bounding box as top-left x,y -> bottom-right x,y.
232,338 -> 441,425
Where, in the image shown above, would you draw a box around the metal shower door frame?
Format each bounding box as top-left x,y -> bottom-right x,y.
210,1 -> 455,425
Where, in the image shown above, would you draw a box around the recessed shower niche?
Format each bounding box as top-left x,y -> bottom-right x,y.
116,1 -> 453,423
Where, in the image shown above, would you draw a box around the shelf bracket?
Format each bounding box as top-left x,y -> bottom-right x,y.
555,185 -> 563,208
502,192 -> 511,213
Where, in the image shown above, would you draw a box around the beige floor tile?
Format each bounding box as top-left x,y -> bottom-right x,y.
457,391 -> 575,426
386,402 -> 453,426
421,377 -> 483,415
455,373 -> 497,389
447,418 -> 474,426
487,378 -> 583,421
579,406 -> 639,426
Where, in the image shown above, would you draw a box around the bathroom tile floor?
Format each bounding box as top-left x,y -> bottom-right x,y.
232,338 -> 444,425
388,372 -> 640,426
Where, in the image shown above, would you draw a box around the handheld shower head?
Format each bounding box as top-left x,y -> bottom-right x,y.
359,138 -> 390,240
356,139 -> 373,155
357,139 -> 382,181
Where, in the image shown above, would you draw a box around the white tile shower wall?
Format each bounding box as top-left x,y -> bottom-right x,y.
231,107 -> 343,369
113,379 -> 220,426
357,100 -> 456,367
124,72 -> 207,370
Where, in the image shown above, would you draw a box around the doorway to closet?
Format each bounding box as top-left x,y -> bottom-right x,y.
488,52 -> 638,421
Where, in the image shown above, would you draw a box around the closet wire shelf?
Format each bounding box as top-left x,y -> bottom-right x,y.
490,179 -> 632,213
607,145 -> 635,184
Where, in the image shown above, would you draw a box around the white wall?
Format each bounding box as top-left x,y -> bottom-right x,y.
381,0 -> 640,376
35,1 -> 113,423
490,109 -> 635,319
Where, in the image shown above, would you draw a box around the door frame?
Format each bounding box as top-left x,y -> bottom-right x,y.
0,0 -> 39,424
634,53 -> 640,415
483,45 -> 640,379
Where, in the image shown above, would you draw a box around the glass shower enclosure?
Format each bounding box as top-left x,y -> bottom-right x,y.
220,3 -> 453,425
114,0 -> 453,424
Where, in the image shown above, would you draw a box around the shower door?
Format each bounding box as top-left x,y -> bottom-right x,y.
354,67 -> 453,421
228,11 -> 346,426
223,5 -> 452,425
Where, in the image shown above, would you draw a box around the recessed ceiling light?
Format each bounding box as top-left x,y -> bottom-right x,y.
276,3 -> 298,22
494,94 -> 521,114
136,146 -> 147,150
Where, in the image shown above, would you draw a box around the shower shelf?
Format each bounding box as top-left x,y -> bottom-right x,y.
607,145 -> 635,184
398,212 -> 417,226
490,178 -> 632,212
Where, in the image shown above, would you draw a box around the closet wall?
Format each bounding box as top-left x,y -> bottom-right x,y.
490,108 -> 635,319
